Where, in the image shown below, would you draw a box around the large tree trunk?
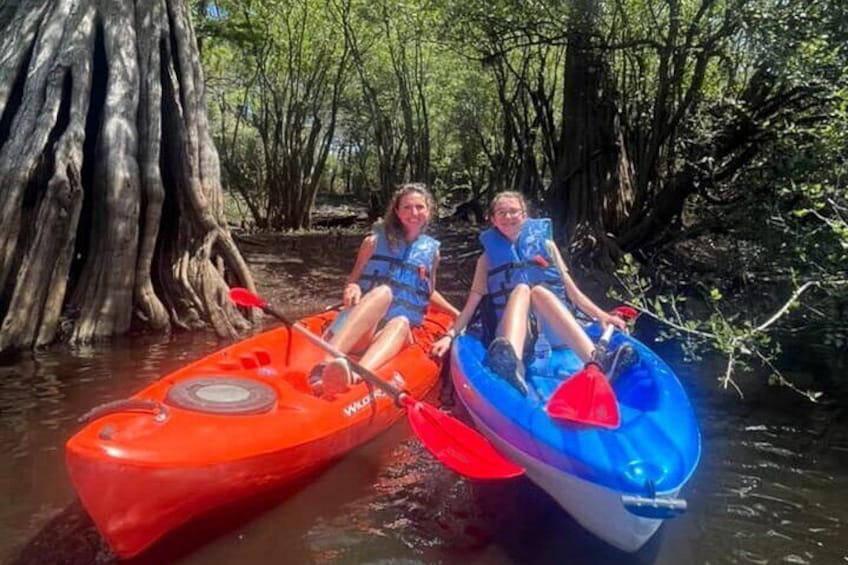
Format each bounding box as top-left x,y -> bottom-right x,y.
0,0 -> 255,353
548,0 -> 634,268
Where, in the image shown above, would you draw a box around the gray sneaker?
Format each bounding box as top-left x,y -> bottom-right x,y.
485,337 -> 529,396
601,344 -> 639,382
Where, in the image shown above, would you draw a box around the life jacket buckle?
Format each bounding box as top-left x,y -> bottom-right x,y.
532,255 -> 549,268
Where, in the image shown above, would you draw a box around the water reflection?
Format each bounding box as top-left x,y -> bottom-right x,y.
691,379 -> 848,565
0,332 -> 224,564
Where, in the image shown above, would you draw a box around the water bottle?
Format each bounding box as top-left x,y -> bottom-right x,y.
534,331 -> 551,360
532,331 -> 552,378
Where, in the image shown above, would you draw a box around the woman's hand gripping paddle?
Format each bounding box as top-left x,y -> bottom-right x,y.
545,306 -> 639,429
229,288 -> 523,480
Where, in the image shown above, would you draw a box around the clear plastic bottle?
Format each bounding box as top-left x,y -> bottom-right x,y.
534,330 -> 551,360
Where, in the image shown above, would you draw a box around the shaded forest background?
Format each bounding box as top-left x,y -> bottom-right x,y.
197,0 -> 846,389
0,0 -> 845,392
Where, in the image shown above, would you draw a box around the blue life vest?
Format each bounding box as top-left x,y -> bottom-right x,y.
480,218 -> 570,319
358,224 -> 439,327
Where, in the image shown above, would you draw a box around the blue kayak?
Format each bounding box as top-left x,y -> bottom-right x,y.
450,324 -> 701,552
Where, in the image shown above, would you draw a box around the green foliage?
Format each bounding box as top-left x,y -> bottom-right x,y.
193,1 -> 846,387
196,0 -> 847,218
199,0 -> 350,229
780,85 -> 848,269
611,254 -> 827,401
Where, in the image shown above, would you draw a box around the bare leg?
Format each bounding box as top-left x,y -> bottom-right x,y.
530,285 -> 594,363
496,283 -> 531,356
484,284 -> 532,395
321,315 -> 411,391
313,285 -> 394,396
355,316 -> 412,379
327,285 -> 392,357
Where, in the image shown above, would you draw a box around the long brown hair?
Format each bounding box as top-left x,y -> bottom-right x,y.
381,183 -> 436,248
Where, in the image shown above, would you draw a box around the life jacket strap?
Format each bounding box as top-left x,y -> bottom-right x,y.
369,254 -> 430,278
360,273 -> 430,298
487,259 -> 538,278
390,296 -> 429,316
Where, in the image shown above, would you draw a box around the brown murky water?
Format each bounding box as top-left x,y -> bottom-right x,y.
2,227 -> 847,564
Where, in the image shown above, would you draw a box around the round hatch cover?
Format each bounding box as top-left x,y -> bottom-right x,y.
165,377 -> 277,415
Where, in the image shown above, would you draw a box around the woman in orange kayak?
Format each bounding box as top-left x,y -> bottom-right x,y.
310,183 -> 457,397
430,191 -> 630,395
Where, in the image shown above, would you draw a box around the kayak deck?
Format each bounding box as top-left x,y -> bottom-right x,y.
451,326 -> 701,495
65,307 -> 454,558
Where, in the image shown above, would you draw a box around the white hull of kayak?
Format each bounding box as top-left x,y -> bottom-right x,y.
463,407 -> 671,553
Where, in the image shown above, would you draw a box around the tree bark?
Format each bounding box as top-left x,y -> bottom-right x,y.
548,0 -> 634,268
0,0 -> 255,353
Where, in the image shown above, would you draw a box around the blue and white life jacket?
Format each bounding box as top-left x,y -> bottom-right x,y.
480,218 -> 570,320
358,224 -> 439,327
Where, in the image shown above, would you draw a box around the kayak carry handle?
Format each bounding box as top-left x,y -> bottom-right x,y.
621,494 -> 688,519
79,398 -> 169,424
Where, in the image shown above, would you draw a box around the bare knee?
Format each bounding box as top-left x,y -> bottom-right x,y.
384,315 -> 411,333
530,285 -> 556,305
367,284 -> 394,304
372,316 -> 413,351
510,284 -> 531,301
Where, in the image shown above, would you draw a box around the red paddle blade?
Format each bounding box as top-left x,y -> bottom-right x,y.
546,363 -> 620,429
403,398 -> 524,480
612,305 -> 639,322
229,287 -> 266,309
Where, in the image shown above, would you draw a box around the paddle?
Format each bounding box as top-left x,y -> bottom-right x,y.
545,306 -> 639,429
229,287 -> 524,480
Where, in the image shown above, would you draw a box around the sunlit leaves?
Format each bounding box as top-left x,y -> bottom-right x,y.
196,0 -> 351,228
611,253 -> 826,400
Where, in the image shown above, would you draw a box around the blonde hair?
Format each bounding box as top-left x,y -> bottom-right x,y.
488,191 -> 528,218
382,182 -> 436,248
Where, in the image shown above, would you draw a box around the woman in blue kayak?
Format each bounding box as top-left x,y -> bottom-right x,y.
430,191 -> 628,395
310,183 -> 457,397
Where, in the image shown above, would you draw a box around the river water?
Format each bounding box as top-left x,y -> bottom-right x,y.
2,229 -> 846,564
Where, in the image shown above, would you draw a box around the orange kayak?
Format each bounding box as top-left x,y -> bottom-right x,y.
65,306 -> 454,559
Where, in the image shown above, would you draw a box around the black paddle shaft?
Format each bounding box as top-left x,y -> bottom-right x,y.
263,305 -> 406,401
